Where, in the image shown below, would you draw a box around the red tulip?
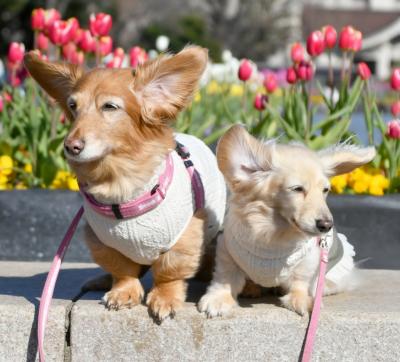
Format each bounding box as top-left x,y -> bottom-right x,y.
129,46 -> 148,68
357,62 -> 371,80
107,48 -> 125,68
43,9 -> 61,33
62,43 -> 77,60
286,67 -> 297,84
390,101 -> 400,117
296,60 -> 314,81
89,13 -> 112,37
98,36 -> 113,56
0,96 -> 3,113
37,32 -> 49,51
290,43 -> 304,63
79,30 -> 97,53
31,8 -> 46,31
253,94 -> 268,111
306,30 -> 325,57
339,26 -> 355,51
48,19 -> 79,46
263,73 -> 278,93
387,120 -> 400,139
391,68 -> 400,91
352,30 -> 362,52
73,28 -> 83,44
238,59 -> 252,81
322,25 -> 337,49
8,42 -> 25,64
71,50 -> 84,65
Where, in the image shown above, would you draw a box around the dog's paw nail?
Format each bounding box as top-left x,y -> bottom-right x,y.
198,292 -> 236,318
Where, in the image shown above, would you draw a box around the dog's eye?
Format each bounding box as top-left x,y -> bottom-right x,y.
68,100 -> 77,111
291,186 -> 305,193
102,102 -> 119,111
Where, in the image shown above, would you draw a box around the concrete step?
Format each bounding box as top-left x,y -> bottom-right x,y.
0,262 -> 399,361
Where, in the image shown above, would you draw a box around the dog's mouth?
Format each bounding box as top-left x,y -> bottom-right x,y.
290,218 -> 321,237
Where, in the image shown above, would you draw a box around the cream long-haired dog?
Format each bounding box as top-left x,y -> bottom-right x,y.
24,46 -> 226,322
199,125 -> 376,317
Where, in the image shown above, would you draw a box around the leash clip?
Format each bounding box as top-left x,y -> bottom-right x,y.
319,235 -> 329,249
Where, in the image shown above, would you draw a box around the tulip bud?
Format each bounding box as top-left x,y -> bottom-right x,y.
31,8 -> 46,31
89,13 -> 113,37
306,30 -> 325,57
390,101 -> 400,117
387,120 -> 400,139
49,19 -> 77,46
155,35 -> 170,52
339,26 -> 355,51
391,68 -> 400,91
8,42 -> 25,64
263,73 -> 278,93
322,25 -> 337,49
129,46 -> 148,68
43,9 -> 61,33
296,60 -> 314,81
98,36 -> 113,56
79,30 -> 97,53
238,59 -> 252,81
357,62 -> 371,80
253,93 -> 268,111
37,32 -> 49,51
107,48 -> 125,68
290,42 -> 304,63
286,67 -> 297,84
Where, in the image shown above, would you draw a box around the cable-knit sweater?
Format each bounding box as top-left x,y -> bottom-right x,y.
83,133 -> 226,265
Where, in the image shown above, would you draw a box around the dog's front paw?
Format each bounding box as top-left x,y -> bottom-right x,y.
102,279 -> 144,310
146,284 -> 184,322
280,291 -> 313,316
198,291 -> 237,318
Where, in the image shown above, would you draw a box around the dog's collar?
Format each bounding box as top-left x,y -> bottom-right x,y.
79,141 -> 204,219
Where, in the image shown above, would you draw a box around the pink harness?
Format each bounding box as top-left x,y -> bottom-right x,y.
37,142 -> 205,362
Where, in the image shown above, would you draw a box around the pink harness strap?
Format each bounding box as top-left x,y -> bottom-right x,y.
300,237 -> 329,362
37,206 -> 84,362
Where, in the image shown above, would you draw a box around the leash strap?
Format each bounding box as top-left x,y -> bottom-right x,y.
300,238 -> 329,362
38,206 -> 84,362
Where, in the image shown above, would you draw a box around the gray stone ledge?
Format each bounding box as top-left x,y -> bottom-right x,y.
1,263 -> 399,362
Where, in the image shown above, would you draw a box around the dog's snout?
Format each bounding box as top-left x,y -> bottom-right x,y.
316,219 -> 333,232
65,138 -> 85,156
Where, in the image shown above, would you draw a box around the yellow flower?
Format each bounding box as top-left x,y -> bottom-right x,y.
194,92 -> 201,103
229,84 -> 244,97
368,174 -> 389,196
67,176 -> 79,191
353,180 -> 369,194
15,182 -> 27,190
206,80 -> 221,95
24,163 -> 33,173
0,174 -> 8,185
0,155 -> 13,176
330,175 -> 347,194
0,183 -> 9,190
51,170 -> 79,191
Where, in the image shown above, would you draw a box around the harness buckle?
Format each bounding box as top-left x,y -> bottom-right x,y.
150,183 -> 160,195
184,160 -> 193,168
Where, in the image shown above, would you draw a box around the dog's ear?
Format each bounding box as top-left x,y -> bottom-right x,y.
318,144 -> 376,176
217,124 -> 274,190
132,45 -> 208,124
24,51 -> 84,117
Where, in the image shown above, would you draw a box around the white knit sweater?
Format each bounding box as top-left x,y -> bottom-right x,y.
83,133 -> 226,265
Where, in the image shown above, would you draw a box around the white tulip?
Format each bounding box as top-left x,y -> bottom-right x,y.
156,35 -> 170,52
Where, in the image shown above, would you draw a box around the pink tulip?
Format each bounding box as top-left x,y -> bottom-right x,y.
31,8 -> 46,31
0,96 -> 3,113
8,42 -> 25,64
352,30 -> 362,52
390,101 -> 400,117
238,59 -> 252,81
79,30 -> 97,53
253,94 -> 268,111
387,120 -> 400,139
286,67 -> 297,84
98,36 -> 113,56
37,32 -> 49,51
296,60 -> 314,81
263,73 -> 278,93
107,48 -> 125,68
307,30 -> 325,57
89,13 -> 112,37
129,46 -> 148,68
49,19 -> 78,46
357,62 -> 371,80
73,28 -> 83,44
322,25 -> 337,49
71,50 -> 84,65
43,9 -> 61,33
390,68 -> 400,91
62,42 -> 77,61
290,42 -> 304,63
339,26 -> 355,51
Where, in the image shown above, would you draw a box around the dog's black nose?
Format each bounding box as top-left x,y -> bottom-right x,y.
65,139 -> 85,156
316,219 -> 333,232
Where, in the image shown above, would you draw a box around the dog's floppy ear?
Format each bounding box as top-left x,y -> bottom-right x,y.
24,51 -> 84,117
217,124 -> 274,190
318,144 -> 376,176
132,45 -> 208,124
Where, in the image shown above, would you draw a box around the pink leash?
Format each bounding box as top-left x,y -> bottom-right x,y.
300,237 -> 329,362
37,206 -> 84,362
